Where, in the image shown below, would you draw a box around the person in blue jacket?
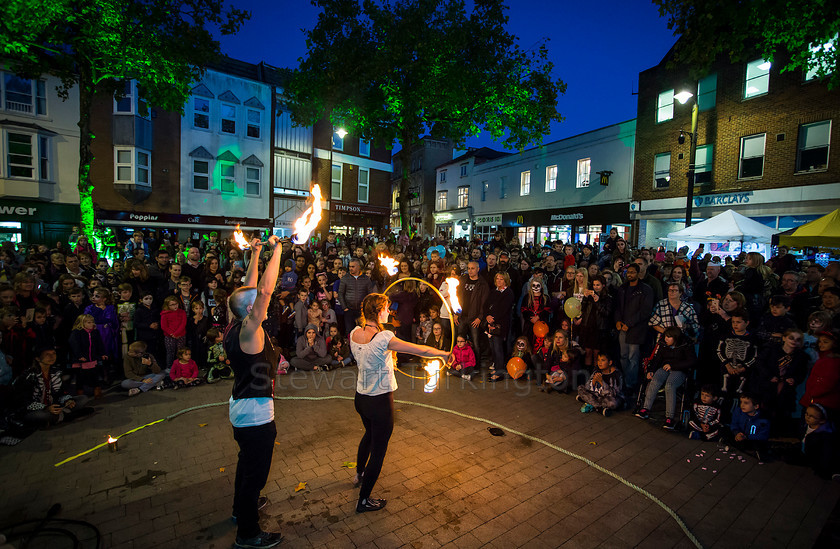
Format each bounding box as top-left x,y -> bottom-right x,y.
725,392 -> 771,462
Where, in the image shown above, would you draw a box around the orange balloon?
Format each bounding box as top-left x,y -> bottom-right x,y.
506,357 -> 527,380
533,320 -> 549,338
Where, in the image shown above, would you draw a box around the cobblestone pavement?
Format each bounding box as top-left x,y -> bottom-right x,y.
1,366 -> 838,548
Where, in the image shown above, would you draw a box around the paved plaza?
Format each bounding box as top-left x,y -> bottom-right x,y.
1,367 -> 838,548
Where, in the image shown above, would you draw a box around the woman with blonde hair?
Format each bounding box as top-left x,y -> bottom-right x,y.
350,293 -> 451,513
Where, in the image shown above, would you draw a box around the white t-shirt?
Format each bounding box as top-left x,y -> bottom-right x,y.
439,280 -> 451,320
229,396 -> 274,428
351,328 -> 397,396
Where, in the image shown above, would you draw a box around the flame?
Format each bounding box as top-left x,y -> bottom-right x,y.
445,277 -> 462,314
107,435 -> 118,443
233,224 -> 251,250
378,254 -> 399,276
424,359 -> 442,393
292,184 -> 323,245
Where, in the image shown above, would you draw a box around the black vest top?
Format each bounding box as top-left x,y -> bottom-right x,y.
223,320 -> 277,400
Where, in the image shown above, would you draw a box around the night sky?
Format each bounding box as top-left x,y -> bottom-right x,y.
218,0 -> 678,152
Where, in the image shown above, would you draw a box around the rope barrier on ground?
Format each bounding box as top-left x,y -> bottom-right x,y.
52,395 -> 703,548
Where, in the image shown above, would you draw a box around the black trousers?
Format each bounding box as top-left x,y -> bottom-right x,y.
232,421 -> 276,538
355,391 -> 394,501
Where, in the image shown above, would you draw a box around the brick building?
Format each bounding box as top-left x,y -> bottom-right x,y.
632,42 -> 840,251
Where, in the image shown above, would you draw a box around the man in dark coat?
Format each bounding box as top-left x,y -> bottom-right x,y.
614,263 -> 654,393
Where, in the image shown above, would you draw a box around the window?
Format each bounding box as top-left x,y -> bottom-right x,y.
499,176 -> 507,199
657,89 -> 674,122
439,170 -> 446,183
114,147 -> 151,186
220,162 -> 235,193
245,167 -> 261,196
113,80 -> 148,117
38,136 -> 49,181
744,59 -> 771,98
654,153 -> 671,189
7,133 -> 33,177
332,132 -> 344,151
481,180 -> 488,201
3,73 -> 46,115
458,186 -> 469,208
136,150 -> 149,186
115,149 -> 132,182
805,34 -> 837,81
694,144 -> 713,184
359,139 -> 371,157
221,104 -> 236,134
460,164 -> 467,177
331,162 -> 342,200
193,160 -> 209,190
576,158 -> 591,188
697,74 -> 717,111
358,168 -> 369,203
437,191 -> 447,210
246,109 -> 261,139
797,121 -> 831,172
739,134 -> 766,179
520,170 -> 530,195
193,98 -> 210,129
545,165 -> 557,192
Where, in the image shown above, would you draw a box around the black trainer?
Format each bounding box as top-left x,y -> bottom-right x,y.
231,496 -> 269,523
356,497 -> 387,513
234,530 -> 283,548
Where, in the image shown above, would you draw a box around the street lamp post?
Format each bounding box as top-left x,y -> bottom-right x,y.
675,90 -> 698,228
329,126 -> 347,232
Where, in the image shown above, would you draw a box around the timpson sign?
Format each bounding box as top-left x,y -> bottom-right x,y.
330,202 -> 390,216
502,202 -> 630,227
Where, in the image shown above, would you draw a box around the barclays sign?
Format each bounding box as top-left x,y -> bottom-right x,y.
693,192 -> 752,208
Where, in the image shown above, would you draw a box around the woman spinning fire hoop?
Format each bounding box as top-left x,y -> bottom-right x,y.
350,293 -> 452,513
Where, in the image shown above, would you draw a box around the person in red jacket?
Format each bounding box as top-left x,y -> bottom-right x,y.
160,295 -> 187,370
800,330 -> 840,418
450,335 -> 476,380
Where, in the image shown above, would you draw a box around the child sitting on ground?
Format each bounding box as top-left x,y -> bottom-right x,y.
205,328 -> 232,383
576,352 -> 624,416
328,330 -> 352,369
688,385 -> 724,441
169,347 -> 201,388
724,392 -> 771,462
784,403 -> 839,479
122,341 -> 167,395
450,335 -> 477,380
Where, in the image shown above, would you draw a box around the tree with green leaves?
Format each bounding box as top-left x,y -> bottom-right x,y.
1,0 -> 249,235
286,0 -> 566,235
654,0 -> 839,88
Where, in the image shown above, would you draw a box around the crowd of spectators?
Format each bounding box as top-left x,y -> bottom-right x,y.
0,226 -> 838,478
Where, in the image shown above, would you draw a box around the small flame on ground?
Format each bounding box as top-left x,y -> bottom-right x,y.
233,224 -> 250,250
424,359 -> 442,393
292,185 -> 323,245
107,435 -> 118,443
445,277 -> 462,314
378,255 -> 399,276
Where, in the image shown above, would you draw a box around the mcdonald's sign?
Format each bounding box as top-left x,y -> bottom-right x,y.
516,215 -> 524,225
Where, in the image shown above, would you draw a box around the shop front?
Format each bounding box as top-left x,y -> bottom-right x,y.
635,184 -> 840,252
328,201 -> 390,236
0,199 -> 80,246
473,214 -> 502,242
434,208 -> 471,240
501,202 -> 631,247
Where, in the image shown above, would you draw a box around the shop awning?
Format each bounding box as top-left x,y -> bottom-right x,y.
776,209 -> 840,249
663,209 -> 778,243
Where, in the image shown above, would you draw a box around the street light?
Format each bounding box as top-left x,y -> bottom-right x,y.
675,89 -> 698,228
329,126 -> 346,234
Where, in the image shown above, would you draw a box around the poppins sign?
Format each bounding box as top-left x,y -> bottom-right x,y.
97,210 -> 271,228
473,214 -> 502,225
502,202 -> 630,227
693,191 -> 753,208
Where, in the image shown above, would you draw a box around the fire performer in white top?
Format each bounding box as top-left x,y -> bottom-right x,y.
349,293 -> 452,513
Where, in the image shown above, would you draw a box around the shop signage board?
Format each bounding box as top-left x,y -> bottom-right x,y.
473,214 -> 502,225
330,202 -> 390,216
97,210 -> 272,228
693,191 -> 753,208
501,202 -> 630,227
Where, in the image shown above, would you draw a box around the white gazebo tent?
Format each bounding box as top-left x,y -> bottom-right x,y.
664,209 -> 778,243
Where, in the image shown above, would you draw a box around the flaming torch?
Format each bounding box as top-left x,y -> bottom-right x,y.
232,184 -> 323,250
292,184 -> 323,245
445,277 -> 462,314
424,359 -> 442,393
378,255 -> 399,276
